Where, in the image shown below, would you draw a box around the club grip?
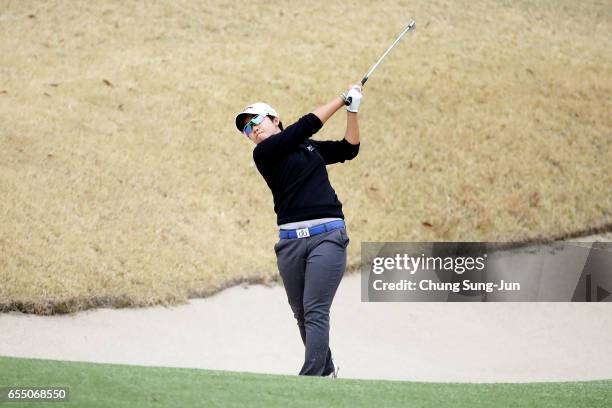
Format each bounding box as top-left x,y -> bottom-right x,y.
344,77 -> 368,106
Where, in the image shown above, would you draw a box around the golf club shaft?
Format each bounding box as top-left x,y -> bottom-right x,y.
345,20 -> 415,106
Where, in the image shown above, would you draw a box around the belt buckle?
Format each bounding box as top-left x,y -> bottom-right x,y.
296,228 -> 310,239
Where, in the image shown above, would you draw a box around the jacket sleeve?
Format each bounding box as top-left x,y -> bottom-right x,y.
310,138 -> 360,165
253,113 -> 323,163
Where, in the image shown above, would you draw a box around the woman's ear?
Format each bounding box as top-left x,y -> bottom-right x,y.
272,116 -> 280,127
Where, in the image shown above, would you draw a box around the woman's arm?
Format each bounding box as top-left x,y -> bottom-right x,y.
313,84 -> 362,143
253,114 -> 323,162
344,112 -> 359,145
308,84 -> 362,164
312,96 -> 345,124
255,86 -> 361,163
256,93 -> 346,162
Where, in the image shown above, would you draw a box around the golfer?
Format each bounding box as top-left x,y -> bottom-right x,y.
234,85 -> 363,377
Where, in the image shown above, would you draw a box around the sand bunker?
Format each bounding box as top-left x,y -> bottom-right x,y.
2,236 -> 611,383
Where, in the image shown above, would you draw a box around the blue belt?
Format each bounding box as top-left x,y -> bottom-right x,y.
279,220 -> 345,239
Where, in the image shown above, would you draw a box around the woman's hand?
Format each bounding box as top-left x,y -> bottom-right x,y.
342,84 -> 363,113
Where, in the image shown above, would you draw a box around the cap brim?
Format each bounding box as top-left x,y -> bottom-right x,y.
235,113 -> 251,133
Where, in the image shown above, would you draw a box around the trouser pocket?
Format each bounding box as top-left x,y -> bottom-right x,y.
338,228 -> 350,247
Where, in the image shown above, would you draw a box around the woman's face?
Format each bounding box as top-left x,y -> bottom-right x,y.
242,115 -> 281,144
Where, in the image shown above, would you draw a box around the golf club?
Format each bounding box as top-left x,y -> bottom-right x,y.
345,20 -> 416,106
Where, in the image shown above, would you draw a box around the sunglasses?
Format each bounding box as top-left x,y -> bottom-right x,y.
243,114 -> 267,136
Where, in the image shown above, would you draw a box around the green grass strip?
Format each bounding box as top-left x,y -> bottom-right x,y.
0,356 -> 610,407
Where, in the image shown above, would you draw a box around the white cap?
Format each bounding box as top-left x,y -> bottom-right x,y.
234,102 -> 279,133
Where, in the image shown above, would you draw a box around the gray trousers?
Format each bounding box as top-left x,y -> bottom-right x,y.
274,228 -> 350,376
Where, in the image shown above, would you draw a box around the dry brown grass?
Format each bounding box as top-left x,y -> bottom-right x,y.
1,0 -> 610,314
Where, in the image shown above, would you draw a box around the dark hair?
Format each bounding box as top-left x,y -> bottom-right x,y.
268,115 -> 283,131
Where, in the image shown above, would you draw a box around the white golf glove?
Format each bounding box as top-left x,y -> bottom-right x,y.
343,85 -> 363,113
